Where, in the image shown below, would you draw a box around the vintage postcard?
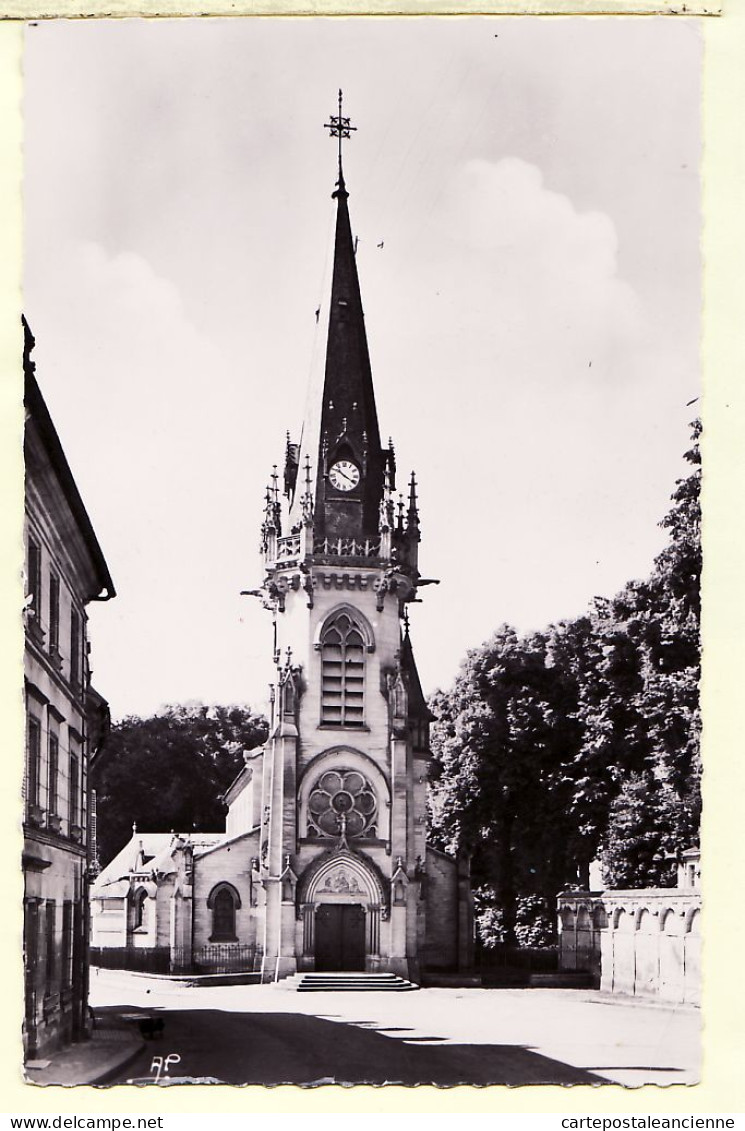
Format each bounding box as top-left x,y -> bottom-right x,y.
3,7 -> 740,1113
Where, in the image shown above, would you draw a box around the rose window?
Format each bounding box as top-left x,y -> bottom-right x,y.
307,769 -> 378,839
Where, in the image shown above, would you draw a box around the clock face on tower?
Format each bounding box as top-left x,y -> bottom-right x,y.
329,460 -> 360,492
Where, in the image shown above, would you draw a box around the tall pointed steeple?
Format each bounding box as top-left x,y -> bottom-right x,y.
314,164 -> 385,539
287,93 -> 391,544
272,92 -> 419,579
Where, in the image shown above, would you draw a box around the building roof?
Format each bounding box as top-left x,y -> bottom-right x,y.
401,628 -> 434,722
92,830 -> 223,895
221,759 -> 254,807
192,828 -> 260,860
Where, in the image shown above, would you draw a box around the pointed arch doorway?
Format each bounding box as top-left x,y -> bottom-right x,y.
298,849 -> 386,973
315,904 -> 366,971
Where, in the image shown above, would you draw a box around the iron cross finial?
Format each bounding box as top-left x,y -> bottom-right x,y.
324,89 -> 357,178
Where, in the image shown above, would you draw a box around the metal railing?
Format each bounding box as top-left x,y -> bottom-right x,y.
189,944 -> 257,974
276,535 -> 301,559
90,943 -> 259,976
90,947 -> 171,975
313,536 -> 382,558
477,945 -> 559,974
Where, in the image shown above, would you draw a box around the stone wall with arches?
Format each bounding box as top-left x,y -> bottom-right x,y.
558,888 -> 701,1004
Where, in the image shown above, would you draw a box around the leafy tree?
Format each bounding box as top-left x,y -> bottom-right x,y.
92,702 -> 268,867
472,887 -> 508,948
473,890 -> 555,949
600,773 -> 686,888
429,420 -> 701,933
429,627 -> 585,940
596,419 -> 701,882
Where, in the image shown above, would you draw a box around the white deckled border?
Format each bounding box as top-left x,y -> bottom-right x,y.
0,0 -> 724,23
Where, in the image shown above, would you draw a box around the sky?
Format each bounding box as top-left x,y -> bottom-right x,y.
22,16 -> 702,722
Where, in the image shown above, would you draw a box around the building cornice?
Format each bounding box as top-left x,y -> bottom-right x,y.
24,827 -> 87,859
24,368 -> 115,602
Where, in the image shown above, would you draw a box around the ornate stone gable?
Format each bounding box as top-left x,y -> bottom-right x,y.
296,844 -> 388,912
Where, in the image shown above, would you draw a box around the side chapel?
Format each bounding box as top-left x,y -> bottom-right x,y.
91,98 -> 473,983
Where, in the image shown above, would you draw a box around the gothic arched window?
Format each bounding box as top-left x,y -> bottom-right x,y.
208,883 -> 241,942
307,768 -> 378,839
132,888 -> 147,931
320,611 -> 366,727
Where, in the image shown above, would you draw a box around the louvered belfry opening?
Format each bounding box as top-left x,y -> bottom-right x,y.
321,611 -> 365,726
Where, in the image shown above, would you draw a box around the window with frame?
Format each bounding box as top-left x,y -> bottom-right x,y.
320,611 -> 365,727
44,900 -> 56,987
210,885 -> 238,941
27,537 -> 42,621
49,571 -> 60,653
69,749 -> 79,830
61,902 -> 73,988
47,732 -> 59,816
133,889 -> 147,931
23,900 -> 40,1013
26,716 -> 41,809
70,608 -> 80,688
307,768 -> 379,839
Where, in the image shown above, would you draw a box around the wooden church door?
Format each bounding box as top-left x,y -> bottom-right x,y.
315,904 -> 366,971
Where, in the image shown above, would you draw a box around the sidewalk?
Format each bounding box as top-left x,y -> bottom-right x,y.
24,1009 -> 145,1087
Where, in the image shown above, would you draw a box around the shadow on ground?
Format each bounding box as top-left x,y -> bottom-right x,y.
98,1005 -> 609,1087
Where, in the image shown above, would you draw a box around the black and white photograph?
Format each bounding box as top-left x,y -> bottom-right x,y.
19,15 -> 702,1089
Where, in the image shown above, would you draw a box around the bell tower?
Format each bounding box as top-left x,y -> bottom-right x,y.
255,94 -> 438,983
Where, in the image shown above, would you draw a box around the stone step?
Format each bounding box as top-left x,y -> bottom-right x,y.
285,972 -> 419,992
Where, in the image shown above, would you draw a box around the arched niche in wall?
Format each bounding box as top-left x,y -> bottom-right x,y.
592,905 -> 609,931
637,908 -> 656,934
560,907 -> 576,933
661,908 -> 684,936
207,881 -> 242,942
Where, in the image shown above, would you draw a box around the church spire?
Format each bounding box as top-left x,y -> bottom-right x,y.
295,93 -> 387,542
275,96 -> 418,576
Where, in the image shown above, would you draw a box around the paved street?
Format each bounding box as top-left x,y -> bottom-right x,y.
89,968 -> 700,1089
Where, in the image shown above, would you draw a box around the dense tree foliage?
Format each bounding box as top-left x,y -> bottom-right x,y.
92,703 -> 269,868
429,422 -> 701,944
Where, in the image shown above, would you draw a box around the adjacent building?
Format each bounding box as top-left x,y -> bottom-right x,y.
23,318 -> 115,1058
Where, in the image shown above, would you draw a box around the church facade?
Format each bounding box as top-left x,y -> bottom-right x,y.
91,111 -> 473,983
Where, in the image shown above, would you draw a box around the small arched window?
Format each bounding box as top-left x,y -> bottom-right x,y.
321,611 -> 366,727
208,883 -> 241,942
132,888 -> 147,931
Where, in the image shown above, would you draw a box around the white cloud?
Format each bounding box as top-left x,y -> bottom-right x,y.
28,242 -> 276,718
436,157 -> 642,383
361,156 -> 692,691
